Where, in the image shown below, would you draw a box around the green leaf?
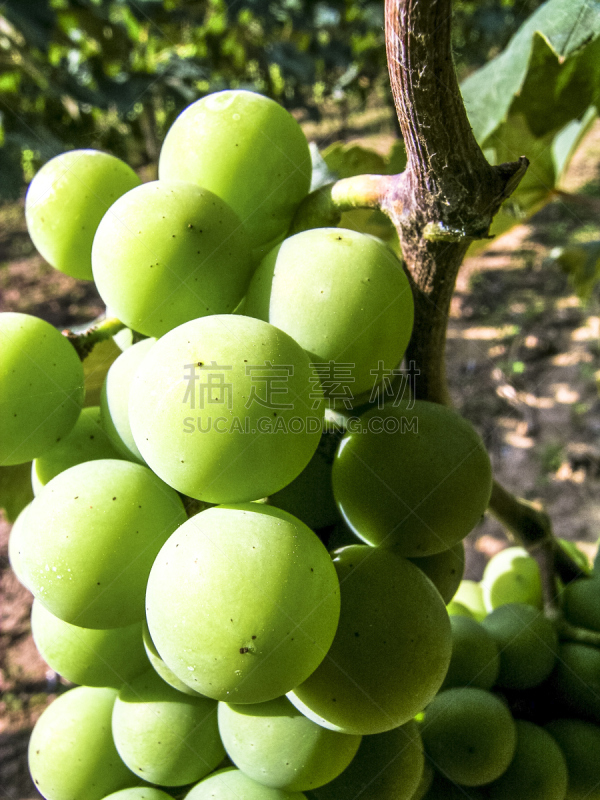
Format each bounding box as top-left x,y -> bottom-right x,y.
551,240 -> 600,302
322,141 -> 388,179
462,0 -> 600,144
0,462 -> 34,523
552,105 -> 598,183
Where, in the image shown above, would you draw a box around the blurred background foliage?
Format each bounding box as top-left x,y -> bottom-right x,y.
0,0 -> 546,198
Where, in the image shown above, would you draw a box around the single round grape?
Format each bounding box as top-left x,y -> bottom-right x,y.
29,686 -> 134,800
481,603 -> 557,689
218,695 -> 361,791
244,228 -> 414,397
159,90 -> 311,252
129,315 -> 324,504
0,312 -> 84,466
112,669 -> 224,786
142,621 -> 204,696
332,402 -> 492,556
547,643 -> 600,723
441,616 -> 499,691
308,720 -> 424,800
562,576 -> 600,631
481,546 -> 543,611
25,149 -> 140,280
420,687 -> 517,787
287,545 -> 451,735
32,406 -> 124,493
546,718 -> 600,800
20,459 -> 187,628
92,181 -> 254,338
451,581 -> 486,620
185,768 -> 307,800
266,447 -> 340,530
411,760 -> 435,800
408,542 -> 465,604
146,504 -> 340,703
103,790 -> 175,800
31,599 -> 149,688
8,501 -> 32,589
487,720 -> 567,800
100,338 -> 156,464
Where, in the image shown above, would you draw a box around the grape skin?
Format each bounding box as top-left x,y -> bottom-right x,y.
288,545 -> 452,735
218,695 -> 361,791
0,312 -> 84,466
129,315 -> 324,504
20,459 -> 187,628
159,90 -> 312,252
32,405 -> 124,493
244,227 -> 414,396
31,599 -> 149,689
28,686 -> 134,800
92,181 -> 254,338
145,504 -> 341,704
25,149 -> 140,281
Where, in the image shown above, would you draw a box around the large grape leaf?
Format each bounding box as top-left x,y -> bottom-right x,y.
462,0 -> 600,144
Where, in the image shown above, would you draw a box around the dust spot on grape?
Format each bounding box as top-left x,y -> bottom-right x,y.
252,635 -> 256,640
113,497 -> 117,501
240,647 -> 249,654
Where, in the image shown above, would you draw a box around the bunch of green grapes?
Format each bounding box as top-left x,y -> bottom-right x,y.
3,88 -> 568,800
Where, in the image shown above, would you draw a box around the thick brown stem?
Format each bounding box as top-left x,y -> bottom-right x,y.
383,0 -> 527,402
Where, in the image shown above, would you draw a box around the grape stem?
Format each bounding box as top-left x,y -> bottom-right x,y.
291,0 -> 587,597
63,316 -> 126,360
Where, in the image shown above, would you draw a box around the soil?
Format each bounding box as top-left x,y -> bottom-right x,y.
2,119 -> 600,799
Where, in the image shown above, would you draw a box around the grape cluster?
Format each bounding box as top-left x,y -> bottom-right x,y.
3,88 -> 585,800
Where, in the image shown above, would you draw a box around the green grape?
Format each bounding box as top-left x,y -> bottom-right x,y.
158,90 -> 311,252
266,447 -> 340,530
20,459 -> 186,628
32,406 -> 124,493
562,576 -> 600,631
411,760 -> 435,800
441,616 -> 499,691
29,686 -> 134,800
218,695 -> 361,791
244,228 -> 414,397
146,504 -> 340,703
129,315 -> 324,504
31,599 -> 149,688
103,790 -> 175,800
92,182 -> 254,338
487,720 -> 567,800
112,669 -> 224,786
307,719 -> 424,800
100,339 -> 156,464
408,542 -> 465,604
8,501 -> 32,589
481,603 -> 557,689
547,643 -> 600,723
446,600 -> 475,619
481,546 -> 543,611
185,768 -> 307,800
451,581 -> 486,620
0,312 -> 84,466
142,621 -> 204,696
546,719 -> 600,800
332,402 -> 492,556
420,687 -> 517,787
25,149 -> 140,281
287,545 -> 451,735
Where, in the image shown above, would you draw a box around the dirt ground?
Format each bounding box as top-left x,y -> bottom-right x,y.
2,119 -> 600,799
